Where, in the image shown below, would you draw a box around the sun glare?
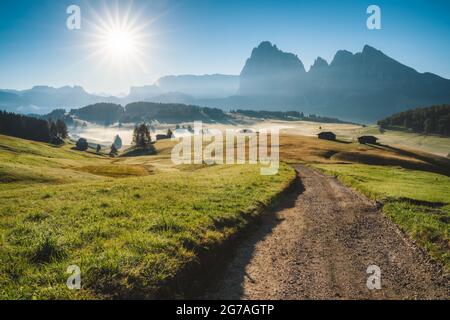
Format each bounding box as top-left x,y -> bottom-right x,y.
84,3 -> 154,73
103,28 -> 136,57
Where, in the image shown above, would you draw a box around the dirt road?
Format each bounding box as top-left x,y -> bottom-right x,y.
206,165 -> 449,299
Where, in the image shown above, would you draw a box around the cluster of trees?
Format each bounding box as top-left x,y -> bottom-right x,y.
39,102 -> 232,126
175,124 -> 194,133
133,123 -> 152,148
378,105 -> 450,136
109,135 -> 122,157
0,110 -> 68,144
230,109 -> 351,124
123,102 -> 230,123
39,109 -> 74,126
70,103 -> 124,126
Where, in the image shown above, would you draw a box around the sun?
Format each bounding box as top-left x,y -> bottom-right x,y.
83,3 -> 154,73
102,27 -> 137,58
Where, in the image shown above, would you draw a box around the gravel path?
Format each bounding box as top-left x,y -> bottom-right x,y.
205,165 -> 449,299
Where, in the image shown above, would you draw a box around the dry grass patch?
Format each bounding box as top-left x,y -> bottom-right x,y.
279,134 -> 450,176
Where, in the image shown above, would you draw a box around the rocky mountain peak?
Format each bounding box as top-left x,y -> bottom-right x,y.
309,57 -> 329,72
241,41 -> 306,77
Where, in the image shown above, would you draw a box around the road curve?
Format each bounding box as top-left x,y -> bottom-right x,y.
205,165 -> 449,299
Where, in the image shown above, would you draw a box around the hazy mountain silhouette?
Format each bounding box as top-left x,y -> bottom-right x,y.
0,91 -> 22,110
233,42 -> 450,122
127,74 -> 239,102
1,42 -> 450,123
239,41 -> 306,96
0,86 -> 118,114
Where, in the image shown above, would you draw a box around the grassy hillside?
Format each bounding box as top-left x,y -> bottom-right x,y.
0,135 -> 109,189
279,134 -> 450,176
248,119 -> 450,157
0,134 -> 295,299
1,130 -> 449,299
336,125 -> 450,157
315,164 -> 450,271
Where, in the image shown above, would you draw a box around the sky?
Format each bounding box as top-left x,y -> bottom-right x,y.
0,0 -> 449,95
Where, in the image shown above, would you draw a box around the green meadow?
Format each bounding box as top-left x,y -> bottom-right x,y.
1,129 -> 449,299
0,134 -> 295,299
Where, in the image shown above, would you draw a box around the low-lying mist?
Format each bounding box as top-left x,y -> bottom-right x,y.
69,123 -> 135,146
68,122 -> 193,147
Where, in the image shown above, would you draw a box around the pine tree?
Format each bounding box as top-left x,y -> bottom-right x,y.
49,120 -> 58,139
132,123 -> 152,148
424,118 -> 433,134
56,119 -> 68,139
113,135 -> 122,150
109,144 -> 118,157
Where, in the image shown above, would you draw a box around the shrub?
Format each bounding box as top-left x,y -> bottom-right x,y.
75,138 -> 88,151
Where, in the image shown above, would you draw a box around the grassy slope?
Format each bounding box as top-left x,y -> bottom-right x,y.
0,134 -> 295,299
0,134 -> 110,189
340,125 -> 450,157
314,164 -> 450,271
2,130 -> 449,298
279,134 -> 450,174
228,119 -> 450,157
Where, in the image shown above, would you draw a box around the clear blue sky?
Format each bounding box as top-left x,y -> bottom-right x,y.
0,0 -> 449,94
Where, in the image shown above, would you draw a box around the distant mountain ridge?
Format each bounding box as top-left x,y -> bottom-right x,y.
125,74 -> 239,103
0,74 -> 238,115
0,86 -> 119,114
1,42 -> 450,123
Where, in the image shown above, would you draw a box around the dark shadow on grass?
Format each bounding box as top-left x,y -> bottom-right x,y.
373,143 -> 450,176
193,168 -> 304,299
395,197 -> 447,208
335,139 -> 352,144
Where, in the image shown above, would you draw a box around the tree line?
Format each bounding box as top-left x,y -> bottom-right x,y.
63,102 -> 231,125
0,110 -> 68,144
378,104 -> 450,136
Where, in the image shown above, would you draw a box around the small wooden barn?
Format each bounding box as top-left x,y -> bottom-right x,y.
358,135 -> 378,144
317,131 -> 336,141
156,134 -> 171,141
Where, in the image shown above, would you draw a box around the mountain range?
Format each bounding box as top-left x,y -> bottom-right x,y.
233,42 -> 450,122
1,42 -> 450,123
